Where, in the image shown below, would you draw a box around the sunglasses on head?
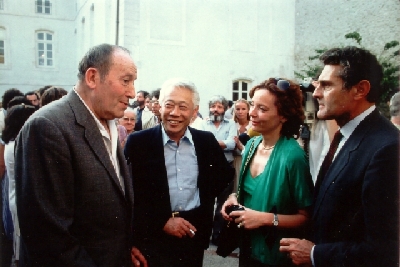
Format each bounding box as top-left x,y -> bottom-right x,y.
274,78 -> 291,91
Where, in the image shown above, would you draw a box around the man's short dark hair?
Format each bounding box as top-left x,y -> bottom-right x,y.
320,46 -> 383,103
25,91 -> 40,100
137,90 -> 149,98
41,87 -> 68,107
2,88 -> 23,109
8,96 -> 32,109
77,43 -> 130,82
150,88 -> 161,100
37,85 -> 54,97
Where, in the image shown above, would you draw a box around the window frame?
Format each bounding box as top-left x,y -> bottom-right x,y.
36,30 -> 54,68
35,0 -> 52,15
232,79 -> 252,101
0,27 -> 6,67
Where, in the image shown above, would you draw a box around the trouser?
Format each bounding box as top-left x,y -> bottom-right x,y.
145,206 -> 208,267
212,175 -> 234,244
146,243 -> 204,267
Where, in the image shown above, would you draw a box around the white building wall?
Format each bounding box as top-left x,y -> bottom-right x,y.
119,0 -> 296,115
294,0 -> 400,79
0,0 -> 76,95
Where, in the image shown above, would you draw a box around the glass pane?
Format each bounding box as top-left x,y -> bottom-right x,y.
47,59 -> 53,66
47,51 -> 52,58
46,33 -> 52,40
0,56 -> 4,64
39,58 -> 44,65
37,6 -> 42,13
242,92 -> 247,99
45,0 -> 50,6
38,33 -> 44,40
38,43 -> 44,50
37,0 -> 43,4
47,43 -> 52,50
233,92 -> 239,101
242,82 -> 248,92
0,40 -> 4,48
45,7 -> 50,14
233,82 -> 238,91
0,48 -> 4,55
38,51 -> 44,58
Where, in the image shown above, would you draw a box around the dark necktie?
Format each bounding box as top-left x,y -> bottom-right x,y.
314,130 -> 343,197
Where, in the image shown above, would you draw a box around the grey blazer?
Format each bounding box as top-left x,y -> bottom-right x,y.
15,91 -> 134,267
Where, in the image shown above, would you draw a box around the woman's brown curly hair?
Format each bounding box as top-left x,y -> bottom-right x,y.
249,78 -> 305,139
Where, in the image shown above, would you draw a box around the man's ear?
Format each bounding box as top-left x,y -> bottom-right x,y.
85,68 -> 99,89
354,80 -> 370,100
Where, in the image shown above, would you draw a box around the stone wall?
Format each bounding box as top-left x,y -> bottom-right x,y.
294,0 -> 400,80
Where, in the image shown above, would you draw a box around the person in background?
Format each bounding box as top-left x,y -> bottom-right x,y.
225,100 -> 234,120
4,104 -> 36,267
40,86 -> 68,107
280,46 -> 399,267
14,43 -> 147,267
0,88 -> 24,267
190,110 -> 203,130
125,78 -> 233,267
24,91 -> 40,109
222,78 -> 313,266
232,99 -> 251,192
118,108 -> 136,147
145,93 -> 152,111
134,90 -> 155,131
200,95 -> 236,245
389,91 -> 400,129
0,89 -> 24,136
36,85 -> 54,99
149,88 -> 162,125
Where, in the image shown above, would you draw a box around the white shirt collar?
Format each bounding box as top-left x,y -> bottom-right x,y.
340,105 -> 375,139
161,125 -> 194,146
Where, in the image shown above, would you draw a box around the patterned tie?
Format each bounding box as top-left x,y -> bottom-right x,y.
314,130 -> 343,197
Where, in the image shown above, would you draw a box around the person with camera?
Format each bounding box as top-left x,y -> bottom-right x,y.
221,78 -> 313,266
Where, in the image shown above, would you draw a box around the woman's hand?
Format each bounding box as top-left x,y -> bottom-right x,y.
234,136 -> 244,151
230,208 -> 272,230
221,194 -> 239,221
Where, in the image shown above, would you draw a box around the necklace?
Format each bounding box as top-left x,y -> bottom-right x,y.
262,144 -> 275,150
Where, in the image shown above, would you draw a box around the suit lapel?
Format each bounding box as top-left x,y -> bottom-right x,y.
313,110 -> 379,217
67,91 -> 126,197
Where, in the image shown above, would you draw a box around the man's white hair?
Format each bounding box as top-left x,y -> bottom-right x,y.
159,78 -> 200,106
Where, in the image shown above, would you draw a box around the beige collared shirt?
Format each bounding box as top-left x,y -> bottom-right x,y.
73,89 -> 125,193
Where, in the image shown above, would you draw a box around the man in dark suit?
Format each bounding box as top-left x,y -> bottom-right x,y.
280,46 -> 399,267
15,44 -> 147,267
124,78 -> 234,267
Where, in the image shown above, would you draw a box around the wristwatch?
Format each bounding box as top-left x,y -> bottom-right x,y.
272,213 -> 279,226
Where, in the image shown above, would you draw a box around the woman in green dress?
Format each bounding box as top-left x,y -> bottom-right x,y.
221,78 -> 313,266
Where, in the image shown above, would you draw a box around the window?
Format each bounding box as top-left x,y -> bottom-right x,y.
36,31 -> 53,66
0,27 -> 5,64
232,80 -> 251,101
0,0 -> 4,10
0,40 -> 4,64
36,0 -> 51,14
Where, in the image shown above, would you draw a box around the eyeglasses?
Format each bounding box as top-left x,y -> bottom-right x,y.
275,78 -> 291,91
122,117 -> 135,122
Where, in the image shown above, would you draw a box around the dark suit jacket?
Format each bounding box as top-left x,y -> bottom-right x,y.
312,109 -> 399,267
15,91 -> 134,267
124,125 -> 233,257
